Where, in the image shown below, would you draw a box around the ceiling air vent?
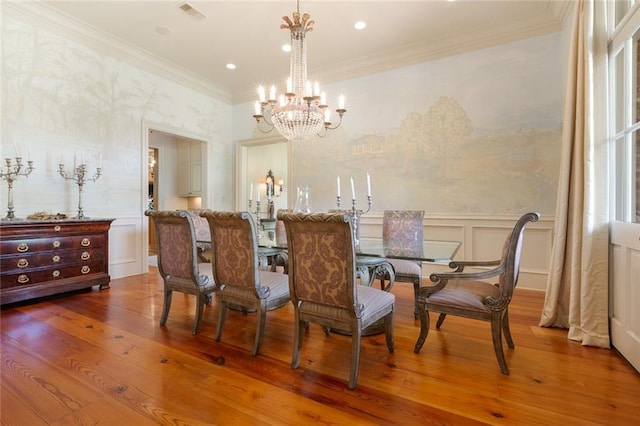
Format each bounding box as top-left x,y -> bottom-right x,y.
178,2 -> 207,19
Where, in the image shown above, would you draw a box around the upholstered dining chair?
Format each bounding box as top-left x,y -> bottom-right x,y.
200,211 -> 290,356
186,209 -> 212,263
380,210 -> 425,319
145,210 -> 216,335
279,211 -> 395,389
413,212 -> 540,375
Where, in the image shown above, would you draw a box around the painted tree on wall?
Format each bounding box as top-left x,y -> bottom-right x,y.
422,96 -> 473,179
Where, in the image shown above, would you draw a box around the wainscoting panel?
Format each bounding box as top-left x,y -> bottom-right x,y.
108,217 -> 144,279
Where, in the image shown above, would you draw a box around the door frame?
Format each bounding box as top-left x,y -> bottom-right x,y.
141,120 -> 211,272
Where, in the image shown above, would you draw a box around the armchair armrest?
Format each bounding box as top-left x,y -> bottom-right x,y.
419,263 -> 505,296
448,259 -> 501,272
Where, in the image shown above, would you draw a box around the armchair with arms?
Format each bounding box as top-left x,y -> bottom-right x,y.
413,212 -> 540,375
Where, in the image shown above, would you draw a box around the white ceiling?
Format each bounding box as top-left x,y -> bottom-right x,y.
39,0 -> 570,104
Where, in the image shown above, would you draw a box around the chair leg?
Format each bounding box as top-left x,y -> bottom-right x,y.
413,309 -> 430,353
160,288 -> 172,326
192,292 -> 206,335
436,313 -> 447,329
384,313 -> 394,354
413,281 -> 420,319
215,302 -> 228,342
349,324 -> 362,390
491,313 -> 509,375
291,312 -> 304,369
252,302 -> 267,356
502,309 -> 514,349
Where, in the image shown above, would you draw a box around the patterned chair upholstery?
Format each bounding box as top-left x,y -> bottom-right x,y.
279,211 -> 395,389
380,210 -> 425,318
145,210 -> 216,335
414,212 -> 540,375
186,209 -> 212,263
200,211 -> 290,356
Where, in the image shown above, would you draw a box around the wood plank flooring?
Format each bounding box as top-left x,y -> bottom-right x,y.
1,268 -> 638,425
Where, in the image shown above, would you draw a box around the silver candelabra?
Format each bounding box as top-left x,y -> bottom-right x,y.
248,199 -> 263,238
336,194 -> 372,246
1,157 -> 35,220
58,162 -> 102,219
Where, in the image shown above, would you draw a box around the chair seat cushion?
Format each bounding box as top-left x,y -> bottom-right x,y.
299,285 -> 394,328
387,258 -> 421,277
426,279 -> 500,312
221,270 -> 289,309
166,262 -> 216,293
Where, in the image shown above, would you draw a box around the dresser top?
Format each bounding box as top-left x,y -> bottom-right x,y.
0,218 -> 115,227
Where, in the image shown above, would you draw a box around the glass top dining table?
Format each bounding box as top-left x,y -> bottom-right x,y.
258,236 -> 461,264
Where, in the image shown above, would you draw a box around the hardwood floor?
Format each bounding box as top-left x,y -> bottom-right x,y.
2,268 -> 638,425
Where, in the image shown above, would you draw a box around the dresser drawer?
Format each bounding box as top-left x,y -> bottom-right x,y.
0,248 -> 105,274
0,234 -> 105,255
0,260 -> 106,290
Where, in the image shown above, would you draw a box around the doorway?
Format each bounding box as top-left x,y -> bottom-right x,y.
148,147 -> 158,255
144,123 -> 209,272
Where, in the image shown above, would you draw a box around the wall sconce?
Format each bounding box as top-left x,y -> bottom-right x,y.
265,169 -> 284,198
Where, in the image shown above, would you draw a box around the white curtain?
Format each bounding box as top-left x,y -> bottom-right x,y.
539,0 -> 610,348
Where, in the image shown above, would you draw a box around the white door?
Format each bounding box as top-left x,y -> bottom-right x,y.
609,2 -> 640,373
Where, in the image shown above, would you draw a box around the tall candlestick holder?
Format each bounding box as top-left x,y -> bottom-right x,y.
248,199 -> 263,238
58,163 -> 102,219
336,195 -> 372,247
1,157 -> 35,221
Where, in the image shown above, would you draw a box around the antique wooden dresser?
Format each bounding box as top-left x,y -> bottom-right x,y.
0,218 -> 114,305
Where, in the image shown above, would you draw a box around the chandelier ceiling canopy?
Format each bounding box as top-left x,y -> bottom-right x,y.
252,0 -> 347,141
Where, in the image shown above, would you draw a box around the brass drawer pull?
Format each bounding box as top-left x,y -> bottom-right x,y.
54,225 -> 61,232
81,266 -> 90,274
52,255 -> 60,263
81,238 -> 91,247
53,240 -> 61,248
17,258 -> 29,268
17,274 -> 29,284
17,243 -> 29,253
52,270 -> 60,278
81,251 -> 91,260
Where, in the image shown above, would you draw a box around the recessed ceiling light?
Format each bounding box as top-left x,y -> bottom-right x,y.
226,63 -> 236,70
155,25 -> 173,36
282,44 -> 291,53
354,21 -> 366,30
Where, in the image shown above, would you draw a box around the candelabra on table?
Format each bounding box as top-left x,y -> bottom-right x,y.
1,157 -> 35,221
58,162 -> 102,219
248,199 -> 263,239
336,195 -> 372,247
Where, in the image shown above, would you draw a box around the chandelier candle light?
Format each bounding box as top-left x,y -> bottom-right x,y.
252,0 -> 347,141
336,173 -> 372,246
58,151 -> 102,219
1,143 -> 34,221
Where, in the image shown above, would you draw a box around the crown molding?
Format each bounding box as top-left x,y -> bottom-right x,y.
233,3 -> 568,104
4,1 -> 231,103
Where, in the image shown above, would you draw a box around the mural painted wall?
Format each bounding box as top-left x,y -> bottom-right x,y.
1,9 -> 233,219
237,32 -> 563,216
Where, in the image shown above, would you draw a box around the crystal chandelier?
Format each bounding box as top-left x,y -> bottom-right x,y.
252,0 -> 347,141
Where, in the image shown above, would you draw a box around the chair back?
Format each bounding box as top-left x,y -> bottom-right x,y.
146,210 -> 200,283
186,209 -> 211,243
274,209 -> 291,247
498,212 -> 540,301
383,210 -> 424,245
201,211 -> 262,295
279,212 -> 358,312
